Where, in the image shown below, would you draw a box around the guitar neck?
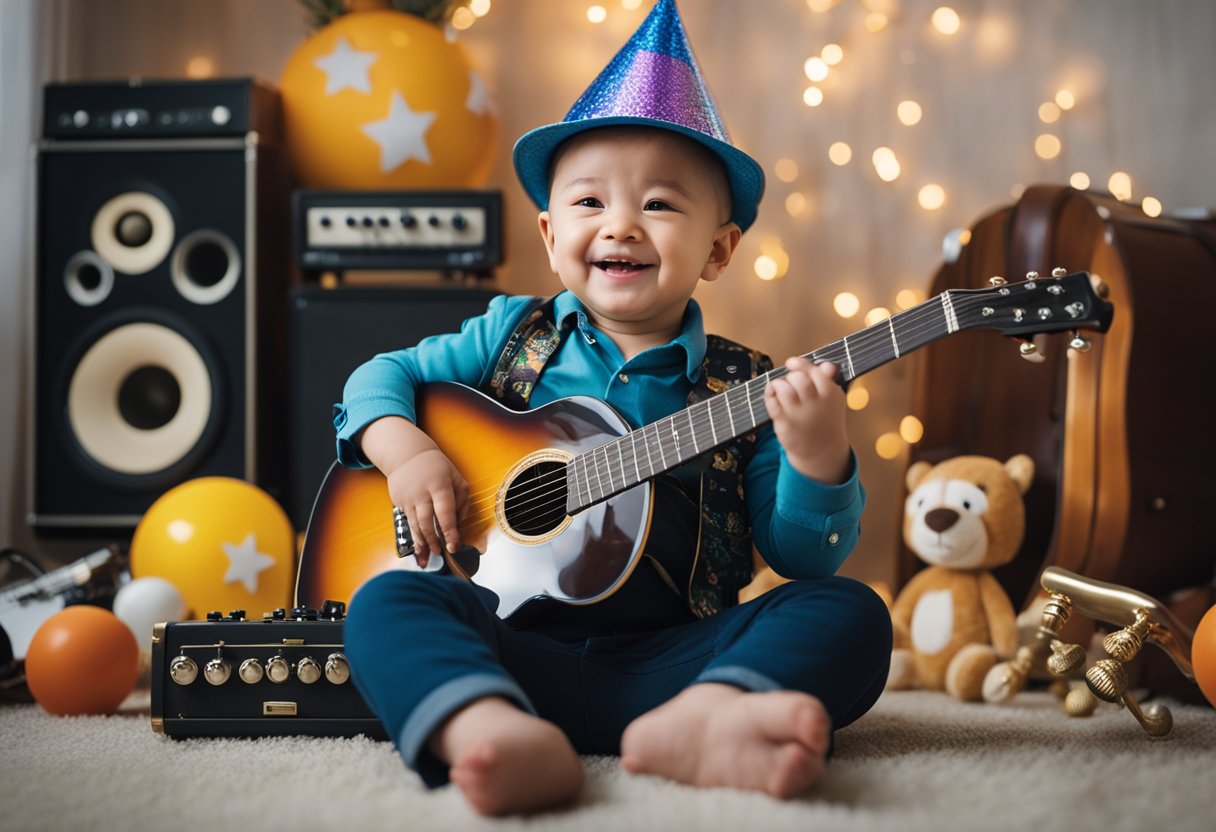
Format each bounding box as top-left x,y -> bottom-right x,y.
566,263 -> 1128,517
564,291 -> 969,514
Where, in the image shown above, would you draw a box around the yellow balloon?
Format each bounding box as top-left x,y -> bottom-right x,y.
129,477 -> 296,620
279,9 -> 497,189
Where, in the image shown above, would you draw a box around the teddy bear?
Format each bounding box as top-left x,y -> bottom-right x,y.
885,454 -> 1034,701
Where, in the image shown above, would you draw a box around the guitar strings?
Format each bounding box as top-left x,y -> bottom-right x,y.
438,288 -> 1075,532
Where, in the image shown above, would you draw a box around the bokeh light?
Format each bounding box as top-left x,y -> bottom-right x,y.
829,141 -> 853,165
1108,171 -> 1133,200
931,7 -> 961,35
897,100 -> 923,126
834,292 -> 861,318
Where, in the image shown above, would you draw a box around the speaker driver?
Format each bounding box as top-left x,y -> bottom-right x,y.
90,191 -> 175,275
170,229 -> 241,305
67,322 -> 214,476
63,250 -> 115,307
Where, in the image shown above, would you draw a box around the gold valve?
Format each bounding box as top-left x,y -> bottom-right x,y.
325,653 -> 351,685
169,653 -> 198,686
1034,567 -> 1196,737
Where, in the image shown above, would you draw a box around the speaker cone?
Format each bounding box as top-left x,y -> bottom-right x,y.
63,250 -> 115,307
90,191 -> 175,275
67,321 -> 215,476
171,229 -> 241,305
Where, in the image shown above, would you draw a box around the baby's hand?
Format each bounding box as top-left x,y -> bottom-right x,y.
763,356 -> 850,484
386,448 -> 469,568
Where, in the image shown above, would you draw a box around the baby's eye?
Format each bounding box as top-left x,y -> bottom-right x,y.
576,197 -> 603,208
644,199 -> 672,211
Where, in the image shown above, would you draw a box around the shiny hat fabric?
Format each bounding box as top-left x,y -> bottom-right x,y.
512,0 -> 765,231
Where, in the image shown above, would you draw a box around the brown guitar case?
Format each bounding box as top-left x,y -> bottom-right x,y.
898,184 -> 1216,697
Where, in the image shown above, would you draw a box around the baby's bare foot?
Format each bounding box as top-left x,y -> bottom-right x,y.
433,697 -> 584,816
619,683 -> 830,798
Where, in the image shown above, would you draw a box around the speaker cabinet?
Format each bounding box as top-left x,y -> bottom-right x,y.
31,92 -> 291,530
287,285 -> 502,530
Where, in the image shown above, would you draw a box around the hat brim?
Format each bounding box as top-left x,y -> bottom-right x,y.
513,116 -> 765,232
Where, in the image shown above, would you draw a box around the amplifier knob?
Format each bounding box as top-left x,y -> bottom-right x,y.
204,657 -> 232,686
169,654 -> 198,685
401,213 -> 418,228
345,216 -> 357,227
325,653 -> 350,684
428,215 -> 441,227
239,658 -> 264,684
452,213 -> 468,231
297,656 -> 322,685
266,654 -> 291,684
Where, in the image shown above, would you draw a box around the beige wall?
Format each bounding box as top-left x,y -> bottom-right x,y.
3,0 -> 1215,586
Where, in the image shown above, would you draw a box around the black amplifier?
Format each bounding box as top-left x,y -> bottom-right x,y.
293,188 -> 503,276
150,604 -> 386,740
42,77 -> 281,141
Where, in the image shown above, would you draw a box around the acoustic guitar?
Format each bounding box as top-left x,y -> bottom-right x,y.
296,271 -> 1113,619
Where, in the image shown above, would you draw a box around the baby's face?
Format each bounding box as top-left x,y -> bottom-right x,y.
538,127 -> 738,339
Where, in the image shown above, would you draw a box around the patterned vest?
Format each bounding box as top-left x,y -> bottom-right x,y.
483,296 -> 772,618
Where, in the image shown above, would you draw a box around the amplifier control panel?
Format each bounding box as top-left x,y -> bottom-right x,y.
294,189 -> 502,275
150,603 -> 386,740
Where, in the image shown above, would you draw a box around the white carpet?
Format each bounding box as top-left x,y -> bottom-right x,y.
1,689 -> 1214,831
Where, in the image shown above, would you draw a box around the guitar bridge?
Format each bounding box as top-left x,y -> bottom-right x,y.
392,507 -> 414,559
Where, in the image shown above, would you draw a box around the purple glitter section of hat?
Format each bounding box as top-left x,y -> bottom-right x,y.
573,50 -> 726,141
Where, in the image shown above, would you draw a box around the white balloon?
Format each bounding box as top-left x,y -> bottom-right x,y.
112,576 -> 188,651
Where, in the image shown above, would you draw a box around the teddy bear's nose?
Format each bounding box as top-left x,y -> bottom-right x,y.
925,507 -> 959,533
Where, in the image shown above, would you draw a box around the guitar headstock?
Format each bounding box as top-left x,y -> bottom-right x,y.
954,270 -> 1114,339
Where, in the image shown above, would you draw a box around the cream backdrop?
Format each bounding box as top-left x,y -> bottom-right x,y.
3,0 -> 1215,587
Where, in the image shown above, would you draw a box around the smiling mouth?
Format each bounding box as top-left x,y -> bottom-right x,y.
593,258 -> 654,276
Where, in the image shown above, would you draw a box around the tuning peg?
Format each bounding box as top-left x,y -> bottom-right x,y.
1068,333 -> 1093,353
988,276 -> 1007,286
1025,270 -> 1040,280
1018,334 -> 1048,363
1051,267 -> 1068,277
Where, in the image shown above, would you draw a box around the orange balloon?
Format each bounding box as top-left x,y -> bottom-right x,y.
279,9 -> 497,189
26,606 -> 139,716
1193,603 -> 1216,708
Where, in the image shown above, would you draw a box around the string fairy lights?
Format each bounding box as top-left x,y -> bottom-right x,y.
559,1 -> 1168,465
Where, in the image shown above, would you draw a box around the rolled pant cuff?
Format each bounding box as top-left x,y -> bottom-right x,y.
400,672 -> 537,788
693,665 -> 782,692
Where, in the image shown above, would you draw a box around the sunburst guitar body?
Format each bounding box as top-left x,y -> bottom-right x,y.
296,383 -> 653,619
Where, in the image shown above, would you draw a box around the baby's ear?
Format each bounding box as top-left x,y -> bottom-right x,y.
537,211 -> 559,274
703,222 -> 741,281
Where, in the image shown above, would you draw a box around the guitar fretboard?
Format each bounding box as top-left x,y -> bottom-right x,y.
565,290 -> 966,514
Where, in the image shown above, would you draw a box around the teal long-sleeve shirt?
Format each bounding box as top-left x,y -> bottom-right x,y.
333,291 -> 865,580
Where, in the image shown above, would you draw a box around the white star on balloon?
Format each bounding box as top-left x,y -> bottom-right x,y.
221,532 -> 276,594
313,36 -> 377,95
361,91 -> 437,172
466,70 -> 493,116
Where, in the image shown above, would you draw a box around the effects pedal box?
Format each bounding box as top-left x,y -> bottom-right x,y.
150,602 -> 386,740
293,188 -> 503,275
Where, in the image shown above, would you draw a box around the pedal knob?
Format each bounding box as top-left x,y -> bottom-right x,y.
239,658 -> 264,684
169,654 -> 198,685
325,653 -> 350,684
204,657 -> 231,686
296,656 -> 322,685
266,654 -> 291,684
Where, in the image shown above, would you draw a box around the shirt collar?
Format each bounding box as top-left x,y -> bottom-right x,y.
552,291 -> 707,382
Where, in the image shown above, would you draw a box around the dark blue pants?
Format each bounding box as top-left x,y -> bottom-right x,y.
344,571 -> 892,787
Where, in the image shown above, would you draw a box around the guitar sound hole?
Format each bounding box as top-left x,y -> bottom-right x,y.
503,461 -> 569,537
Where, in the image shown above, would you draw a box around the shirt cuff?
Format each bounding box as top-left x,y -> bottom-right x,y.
774,449 -> 864,538
333,390 -> 414,469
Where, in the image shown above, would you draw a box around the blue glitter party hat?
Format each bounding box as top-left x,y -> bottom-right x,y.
513,0 -> 765,231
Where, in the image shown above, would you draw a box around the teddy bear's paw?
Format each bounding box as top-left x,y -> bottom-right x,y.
885,648 -> 915,690
945,643 -> 999,701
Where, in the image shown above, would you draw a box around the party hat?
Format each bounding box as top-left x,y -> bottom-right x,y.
513,0 -> 764,231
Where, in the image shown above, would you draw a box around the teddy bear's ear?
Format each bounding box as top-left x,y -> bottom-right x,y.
1004,453 -> 1035,494
906,460 -> 933,491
